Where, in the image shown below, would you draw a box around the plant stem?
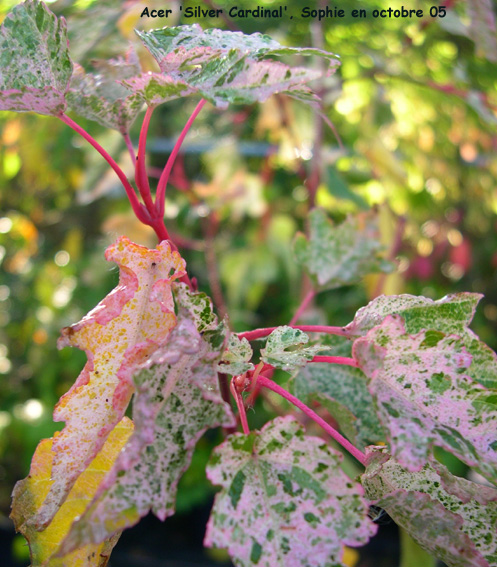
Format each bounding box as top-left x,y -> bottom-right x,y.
123,132 -> 136,164
59,114 -> 149,224
156,99 -> 207,217
312,355 -> 358,367
238,324 -> 350,342
135,107 -> 155,213
257,374 -> 366,465
230,378 -> 250,435
289,289 -> 316,325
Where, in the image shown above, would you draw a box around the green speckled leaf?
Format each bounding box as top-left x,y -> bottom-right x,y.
66,50 -> 143,133
57,287 -> 235,555
217,334 -> 254,376
293,209 -> 393,291
261,326 -> 322,372
353,315 -> 497,485
346,293 -> 497,389
361,448 -> 497,567
205,416 -> 376,567
0,0 -> 72,115
131,24 -> 339,108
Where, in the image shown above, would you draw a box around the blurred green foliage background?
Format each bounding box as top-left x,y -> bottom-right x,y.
0,0 -> 496,564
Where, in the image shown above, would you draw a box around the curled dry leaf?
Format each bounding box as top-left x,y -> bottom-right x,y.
33,236 -> 186,529
57,285 -> 235,555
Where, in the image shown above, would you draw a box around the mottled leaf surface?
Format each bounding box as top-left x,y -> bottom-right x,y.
293,209 -> 393,291
361,448 -> 497,567
131,25 -> 339,108
0,0 -> 72,115
261,326 -> 322,372
217,334 -> 255,376
120,73 -> 194,107
205,416 -> 376,567
353,316 -> 497,485
11,418 -> 133,567
346,293 -> 497,389
67,50 -> 143,133
34,237 -> 186,528
58,286 -> 234,554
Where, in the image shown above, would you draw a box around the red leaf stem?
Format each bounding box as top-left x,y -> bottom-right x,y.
156,98 -> 207,217
238,325 -> 350,342
256,374 -> 366,465
312,355 -> 358,367
135,106 -> 155,213
230,378 -> 250,435
123,132 -> 136,164
289,289 -> 316,325
59,114 -> 149,224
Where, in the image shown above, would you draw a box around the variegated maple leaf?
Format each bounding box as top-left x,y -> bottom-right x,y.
353,315 -> 497,485
56,284 -> 235,556
361,447 -> 497,567
33,236 -> 186,529
205,416 -> 376,567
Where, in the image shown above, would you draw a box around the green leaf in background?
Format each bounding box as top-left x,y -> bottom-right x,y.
205,416 -> 376,567
0,0 -> 72,115
345,293 -> 497,389
361,447 -> 497,567
66,50 -> 144,134
128,24 -> 339,108
260,326 -> 322,372
290,361 -> 384,449
294,208 -> 394,291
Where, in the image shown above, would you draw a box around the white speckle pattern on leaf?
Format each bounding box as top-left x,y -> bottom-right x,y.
33,237 -> 186,529
293,209 -> 394,291
205,416 -> 376,567
353,315 -> 497,485
345,292 -> 497,390
57,286 -> 234,554
67,49 -> 144,133
127,25 -> 339,108
260,326 -> 322,372
0,0 -> 72,115
217,335 -> 255,376
361,448 -> 497,567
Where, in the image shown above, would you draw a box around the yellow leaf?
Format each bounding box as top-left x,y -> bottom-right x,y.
11,418 -> 134,567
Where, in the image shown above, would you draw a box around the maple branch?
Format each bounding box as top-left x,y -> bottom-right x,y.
135,106 -> 155,213
230,377 -> 250,435
256,374 -> 366,465
59,114 -> 150,224
312,355 -> 358,367
289,289 -> 316,325
156,98 -> 207,217
238,324 -> 350,342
